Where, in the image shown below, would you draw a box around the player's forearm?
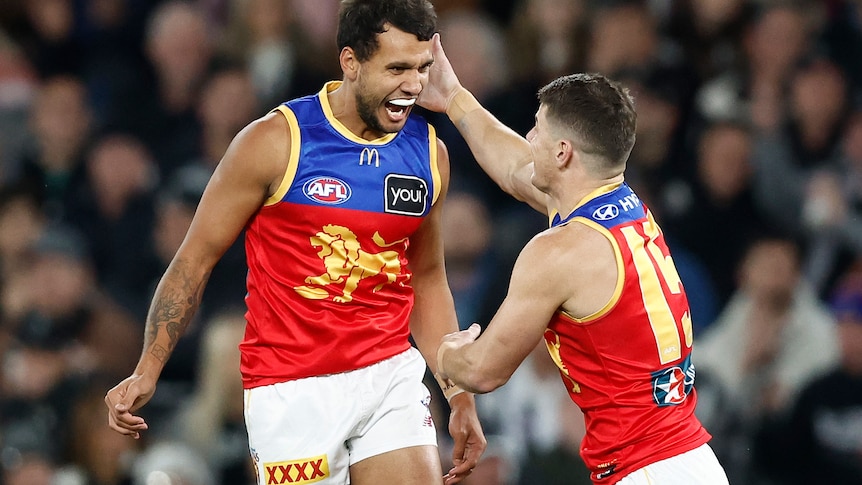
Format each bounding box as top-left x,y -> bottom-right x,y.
446,88 -> 533,198
438,343 -> 506,394
135,259 -> 210,376
410,286 -> 458,375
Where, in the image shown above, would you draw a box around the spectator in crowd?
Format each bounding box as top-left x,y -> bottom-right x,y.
820,0 -> 862,96
172,310 -> 253,484
16,75 -> 92,219
0,33 -> 38,184
64,133 -> 158,311
664,0 -> 752,84
59,376 -> 141,485
0,0 -> 861,482
507,0 -> 589,88
704,2 -> 818,123
130,441 -> 216,485
15,0 -> 81,78
0,225 -> 140,485
662,121 -> 768,307
218,0 -> 332,111
190,65 -> 260,171
104,1 -> 213,179
0,186 -> 44,281
695,234 -> 840,483
752,260 -> 862,484
441,190 -> 506,331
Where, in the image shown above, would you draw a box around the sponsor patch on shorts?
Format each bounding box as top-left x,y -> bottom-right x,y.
263,455 -> 329,484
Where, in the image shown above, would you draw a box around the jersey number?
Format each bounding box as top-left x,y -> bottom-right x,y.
620,215 -> 693,364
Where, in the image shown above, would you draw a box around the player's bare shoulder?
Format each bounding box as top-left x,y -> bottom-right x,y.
535,219 -> 619,318
218,110 -> 294,196
535,218 -> 613,257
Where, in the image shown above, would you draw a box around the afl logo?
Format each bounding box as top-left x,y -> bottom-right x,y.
303,177 -> 352,205
592,204 -> 619,221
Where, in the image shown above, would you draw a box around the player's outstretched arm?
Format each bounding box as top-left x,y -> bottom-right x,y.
105,111 -> 291,438
420,33 -> 547,214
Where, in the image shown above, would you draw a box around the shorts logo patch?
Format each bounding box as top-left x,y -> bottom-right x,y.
421,395 -> 434,428
385,174 -> 428,216
263,455 -> 329,484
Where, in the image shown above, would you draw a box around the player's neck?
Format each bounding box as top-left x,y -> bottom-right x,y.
326,84 -> 364,136
550,174 -> 625,220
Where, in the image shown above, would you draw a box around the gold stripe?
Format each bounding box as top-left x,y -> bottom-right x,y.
558,217 -> 624,322
319,81 -> 397,145
556,182 -> 624,223
265,105 -> 302,206
620,223 -> 681,364
428,123 -> 441,204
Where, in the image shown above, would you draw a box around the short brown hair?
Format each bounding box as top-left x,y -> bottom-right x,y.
538,73 -> 637,173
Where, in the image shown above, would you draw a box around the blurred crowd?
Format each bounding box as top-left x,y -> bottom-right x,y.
0,0 -> 861,484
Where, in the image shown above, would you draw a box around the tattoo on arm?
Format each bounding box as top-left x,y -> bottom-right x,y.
144,260 -> 210,363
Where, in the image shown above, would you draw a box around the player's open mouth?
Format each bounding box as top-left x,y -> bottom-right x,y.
385,98 -> 415,122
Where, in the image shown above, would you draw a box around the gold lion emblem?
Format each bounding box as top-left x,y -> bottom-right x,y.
544,329 -> 581,393
294,224 -> 406,303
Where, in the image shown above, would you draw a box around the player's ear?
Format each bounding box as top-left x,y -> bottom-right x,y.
340,47 -> 359,81
556,139 -> 574,169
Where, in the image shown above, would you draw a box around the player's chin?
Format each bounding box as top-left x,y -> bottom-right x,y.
380,120 -> 408,134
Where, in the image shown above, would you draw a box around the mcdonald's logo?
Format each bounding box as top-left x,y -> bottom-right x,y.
359,147 -> 380,167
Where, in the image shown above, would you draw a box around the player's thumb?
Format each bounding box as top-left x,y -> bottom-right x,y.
114,385 -> 142,413
467,323 -> 481,338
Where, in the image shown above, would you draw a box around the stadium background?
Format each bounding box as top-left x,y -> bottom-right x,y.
0,0 -> 861,484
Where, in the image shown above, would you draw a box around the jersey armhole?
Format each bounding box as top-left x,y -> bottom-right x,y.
264,105 -> 302,206
562,217 -> 626,322
428,123 -> 441,205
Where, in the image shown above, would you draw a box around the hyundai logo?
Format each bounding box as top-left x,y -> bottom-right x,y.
592,204 -> 619,221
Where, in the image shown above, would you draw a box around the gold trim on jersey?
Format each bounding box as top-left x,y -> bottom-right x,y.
265,105 -> 302,206
548,181 -> 624,226
319,81 -> 398,145
428,123 -> 441,204
558,217 -> 625,323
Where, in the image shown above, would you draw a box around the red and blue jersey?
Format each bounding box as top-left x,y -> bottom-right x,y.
545,182 -> 711,483
240,82 -> 441,388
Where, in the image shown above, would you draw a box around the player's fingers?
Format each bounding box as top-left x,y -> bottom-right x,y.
106,409 -> 145,439
105,392 -> 148,438
443,466 -> 474,485
447,444 -> 480,478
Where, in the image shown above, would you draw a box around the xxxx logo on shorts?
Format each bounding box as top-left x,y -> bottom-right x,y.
263,455 -> 329,484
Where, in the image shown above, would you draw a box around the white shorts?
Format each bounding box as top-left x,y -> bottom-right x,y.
616,444 -> 729,485
244,347 -> 437,485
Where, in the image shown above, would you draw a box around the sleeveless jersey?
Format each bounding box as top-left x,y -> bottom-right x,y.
240,82 -> 441,388
544,182 -> 711,484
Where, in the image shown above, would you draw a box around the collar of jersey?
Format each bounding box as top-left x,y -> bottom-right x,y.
549,181 -> 624,227
319,81 -> 398,145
